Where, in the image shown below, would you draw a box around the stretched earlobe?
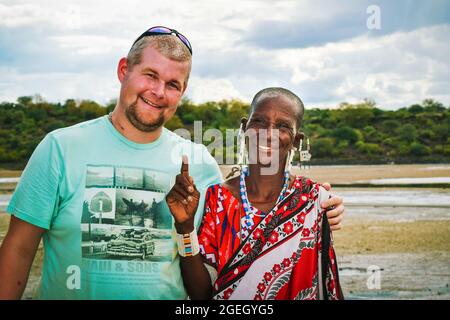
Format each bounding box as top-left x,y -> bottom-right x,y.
240,118 -> 248,131
294,131 -> 304,150
237,119 -> 249,168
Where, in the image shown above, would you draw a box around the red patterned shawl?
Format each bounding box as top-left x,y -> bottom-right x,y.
198,176 -> 343,300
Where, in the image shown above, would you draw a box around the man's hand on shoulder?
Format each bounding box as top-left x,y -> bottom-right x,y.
320,182 -> 344,231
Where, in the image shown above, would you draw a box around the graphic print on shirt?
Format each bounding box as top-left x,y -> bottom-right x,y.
81,165 -> 174,262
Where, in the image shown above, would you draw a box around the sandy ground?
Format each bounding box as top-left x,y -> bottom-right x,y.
338,252 -> 450,299
334,219 -> 450,255
333,217 -> 450,299
297,164 -> 450,184
1,212 -> 448,300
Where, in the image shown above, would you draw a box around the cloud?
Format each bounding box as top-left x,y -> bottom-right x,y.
48,35 -> 128,55
0,0 -> 449,109
186,77 -> 244,102
0,66 -> 119,103
272,24 -> 450,108
0,2 -> 87,29
242,0 -> 450,49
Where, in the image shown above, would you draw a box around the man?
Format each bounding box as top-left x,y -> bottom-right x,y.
0,26 -> 344,299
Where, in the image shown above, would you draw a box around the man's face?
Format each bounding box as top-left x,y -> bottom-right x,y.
118,46 -> 190,132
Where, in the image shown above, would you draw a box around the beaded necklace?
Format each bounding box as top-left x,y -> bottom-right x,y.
239,166 -> 290,240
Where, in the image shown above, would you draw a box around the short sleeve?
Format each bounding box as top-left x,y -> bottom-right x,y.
6,133 -> 64,230
198,186 -> 219,270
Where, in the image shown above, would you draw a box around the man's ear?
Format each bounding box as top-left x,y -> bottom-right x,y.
293,131 -> 305,149
181,81 -> 188,96
240,117 -> 248,131
117,57 -> 129,83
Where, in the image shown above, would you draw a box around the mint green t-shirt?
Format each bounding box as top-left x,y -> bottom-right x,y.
6,115 -> 223,299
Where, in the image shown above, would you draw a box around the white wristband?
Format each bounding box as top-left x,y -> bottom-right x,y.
176,229 -> 200,257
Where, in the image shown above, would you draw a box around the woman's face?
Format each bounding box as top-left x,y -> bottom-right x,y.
245,96 -> 300,169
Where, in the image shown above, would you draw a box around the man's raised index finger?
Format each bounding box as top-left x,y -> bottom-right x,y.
181,155 -> 189,177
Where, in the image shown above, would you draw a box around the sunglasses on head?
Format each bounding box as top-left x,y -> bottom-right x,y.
132,26 -> 192,55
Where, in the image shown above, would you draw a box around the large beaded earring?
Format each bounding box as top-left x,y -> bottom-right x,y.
299,138 -> 312,169
226,123 -> 248,179
237,122 -> 248,171
285,147 -> 297,173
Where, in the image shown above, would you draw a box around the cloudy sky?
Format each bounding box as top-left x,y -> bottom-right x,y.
0,0 -> 449,109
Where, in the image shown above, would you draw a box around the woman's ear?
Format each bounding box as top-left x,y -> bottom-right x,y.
293,131 -> 305,149
240,118 -> 248,131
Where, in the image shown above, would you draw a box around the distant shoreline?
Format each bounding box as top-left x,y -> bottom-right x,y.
221,163 -> 450,187
331,183 -> 450,188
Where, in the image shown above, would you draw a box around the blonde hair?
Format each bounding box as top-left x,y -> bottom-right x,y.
127,35 -> 192,83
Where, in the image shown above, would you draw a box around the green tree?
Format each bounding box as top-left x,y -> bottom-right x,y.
335,101 -> 375,128
356,142 -> 383,156
313,138 -> 336,157
396,124 -> 417,143
330,126 -> 363,144
362,126 -> 377,140
408,104 -> 424,113
410,142 -> 432,157
165,115 -> 184,131
17,96 -> 33,106
423,99 -> 446,112
381,119 -> 401,134
1,96 -> 449,167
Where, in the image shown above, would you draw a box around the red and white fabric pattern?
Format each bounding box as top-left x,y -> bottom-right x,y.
198,176 -> 343,300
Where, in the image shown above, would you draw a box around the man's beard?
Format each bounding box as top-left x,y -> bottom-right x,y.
125,100 -> 165,132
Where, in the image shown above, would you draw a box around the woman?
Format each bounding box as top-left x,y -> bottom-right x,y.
167,87 -> 343,300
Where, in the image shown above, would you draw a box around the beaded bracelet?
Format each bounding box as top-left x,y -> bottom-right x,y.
176,229 -> 200,257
